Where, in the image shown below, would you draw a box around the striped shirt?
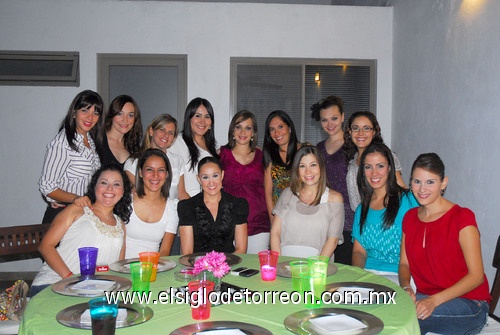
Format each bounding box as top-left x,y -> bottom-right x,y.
39,130 -> 101,202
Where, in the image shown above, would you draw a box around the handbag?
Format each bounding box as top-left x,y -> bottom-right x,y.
0,280 -> 29,321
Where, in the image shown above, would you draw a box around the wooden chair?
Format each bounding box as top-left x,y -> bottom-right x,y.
479,235 -> 500,334
489,235 -> 500,322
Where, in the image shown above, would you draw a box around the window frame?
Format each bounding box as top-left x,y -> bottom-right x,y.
230,57 -> 377,144
0,51 -> 79,86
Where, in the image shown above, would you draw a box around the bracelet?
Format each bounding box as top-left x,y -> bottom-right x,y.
402,286 -> 413,291
63,272 -> 73,279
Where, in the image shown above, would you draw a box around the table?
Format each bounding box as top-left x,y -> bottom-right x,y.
19,254 -> 420,334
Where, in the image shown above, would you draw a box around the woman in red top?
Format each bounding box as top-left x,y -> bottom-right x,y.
399,153 -> 490,335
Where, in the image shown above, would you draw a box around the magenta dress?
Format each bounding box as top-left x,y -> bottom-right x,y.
220,146 -> 270,236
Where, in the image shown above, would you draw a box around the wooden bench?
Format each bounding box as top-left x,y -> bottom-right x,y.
0,224 -> 50,287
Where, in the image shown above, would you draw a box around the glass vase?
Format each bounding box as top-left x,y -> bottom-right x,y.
197,270 -> 221,292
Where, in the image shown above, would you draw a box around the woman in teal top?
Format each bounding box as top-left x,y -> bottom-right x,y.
352,143 -> 418,275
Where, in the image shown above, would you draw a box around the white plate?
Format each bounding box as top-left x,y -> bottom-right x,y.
56,302 -> 153,329
51,275 -> 131,297
284,308 -> 383,335
277,261 -> 338,278
323,282 -> 395,305
109,257 -> 177,273
170,321 -> 272,334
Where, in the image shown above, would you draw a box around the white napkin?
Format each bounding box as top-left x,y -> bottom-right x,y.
195,329 -> 246,335
80,308 -> 127,326
310,314 -> 367,334
71,280 -> 116,293
336,286 -> 374,303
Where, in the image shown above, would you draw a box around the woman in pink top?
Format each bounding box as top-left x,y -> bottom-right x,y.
399,153 -> 490,335
219,110 -> 270,253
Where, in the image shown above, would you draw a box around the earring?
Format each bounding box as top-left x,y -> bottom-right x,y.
251,137 -> 254,142
232,136 -> 235,140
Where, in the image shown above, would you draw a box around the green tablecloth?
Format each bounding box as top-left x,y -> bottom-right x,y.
19,255 -> 420,334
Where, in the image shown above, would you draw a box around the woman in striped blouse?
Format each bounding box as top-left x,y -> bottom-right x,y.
39,90 -> 104,224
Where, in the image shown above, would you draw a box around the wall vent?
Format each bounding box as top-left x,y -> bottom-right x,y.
0,51 -> 79,86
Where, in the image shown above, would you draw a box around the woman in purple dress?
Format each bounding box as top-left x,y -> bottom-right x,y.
220,110 -> 270,253
312,96 -> 354,264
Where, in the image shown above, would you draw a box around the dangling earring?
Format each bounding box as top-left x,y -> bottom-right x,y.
251,137 -> 254,142
232,136 -> 235,140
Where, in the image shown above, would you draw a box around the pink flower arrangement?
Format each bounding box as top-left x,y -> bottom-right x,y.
192,251 -> 230,279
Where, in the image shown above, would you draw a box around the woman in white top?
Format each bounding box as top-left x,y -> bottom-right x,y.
344,111 -> 406,211
125,149 -> 179,258
169,97 -> 218,197
270,145 -> 344,259
31,165 -> 132,296
39,90 -> 104,224
124,114 -> 189,201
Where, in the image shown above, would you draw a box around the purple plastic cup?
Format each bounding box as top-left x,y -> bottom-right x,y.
78,247 -> 98,276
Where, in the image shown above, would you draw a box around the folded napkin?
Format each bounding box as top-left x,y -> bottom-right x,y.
310,314 -> 367,334
80,308 -> 128,326
195,329 -> 247,335
336,286 -> 374,303
71,280 -> 116,293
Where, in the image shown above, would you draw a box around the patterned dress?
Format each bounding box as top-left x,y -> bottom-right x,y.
271,164 -> 290,206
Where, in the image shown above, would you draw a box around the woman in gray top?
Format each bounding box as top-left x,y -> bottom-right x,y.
270,146 -> 344,259
344,112 -> 406,211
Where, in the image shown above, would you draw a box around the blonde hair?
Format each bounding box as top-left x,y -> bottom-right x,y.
142,114 -> 178,150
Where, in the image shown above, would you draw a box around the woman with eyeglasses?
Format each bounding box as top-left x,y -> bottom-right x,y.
345,111 -> 406,212
312,96 -> 354,265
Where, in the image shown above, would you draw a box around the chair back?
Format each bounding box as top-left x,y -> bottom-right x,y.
0,224 -> 49,261
490,235 -> 500,320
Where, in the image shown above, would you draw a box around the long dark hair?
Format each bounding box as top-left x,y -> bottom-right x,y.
98,95 -> 143,159
135,148 -> 172,199
225,110 -> 258,152
357,143 -> 406,233
263,110 -> 299,170
59,90 -> 104,152
344,111 -> 384,161
181,97 -> 218,171
86,165 -> 132,224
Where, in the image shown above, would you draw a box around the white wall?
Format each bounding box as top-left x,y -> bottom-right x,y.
392,0 -> 500,295
0,0 -> 392,229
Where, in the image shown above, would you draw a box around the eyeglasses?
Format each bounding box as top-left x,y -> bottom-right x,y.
350,125 -> 373,133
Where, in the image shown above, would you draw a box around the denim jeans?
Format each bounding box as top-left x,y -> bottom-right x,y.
416,293 -> 488,335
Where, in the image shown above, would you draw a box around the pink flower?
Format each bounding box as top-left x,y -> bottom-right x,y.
192,251 -> 230,279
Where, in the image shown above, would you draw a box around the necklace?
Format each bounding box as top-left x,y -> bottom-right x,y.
96,208 -> 112,222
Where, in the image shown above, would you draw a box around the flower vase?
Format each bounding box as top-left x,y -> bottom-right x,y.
198,270 -> 221,292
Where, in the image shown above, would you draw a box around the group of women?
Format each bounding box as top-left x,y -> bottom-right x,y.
34,90 -> 490,334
